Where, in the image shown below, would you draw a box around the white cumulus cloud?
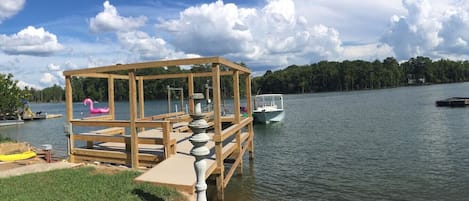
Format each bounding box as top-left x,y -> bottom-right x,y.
158,0 -> 256,56
17,80 -> 41,90
117,31 -> 170,60
381,0 -> 469,60
343,43 -> 394,61
437,4 -> 469,55
0,0 -> 25,23
157,0 -> 344,66
40,72 -> 58,85
48,63 -> 61,71
381,0 -> 442,59
63,61 -> 78,69
117,31 -> 199,60
0,26 -> 64,56
47,63 -> 64,84
295,0 -> 406,43
89,1 -> 147,33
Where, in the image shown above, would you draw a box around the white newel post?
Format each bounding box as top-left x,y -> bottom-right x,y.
189,94 -> 210,201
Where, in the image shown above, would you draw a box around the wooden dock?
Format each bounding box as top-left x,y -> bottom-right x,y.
22,113 -> 62,120
134,130 -> 250,193
63,57 -> 255,200
22,114 -> 46,120
436,97 -> 469,107
46,114 -> 63,119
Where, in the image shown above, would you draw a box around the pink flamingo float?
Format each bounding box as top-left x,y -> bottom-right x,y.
83,98 -> 110,114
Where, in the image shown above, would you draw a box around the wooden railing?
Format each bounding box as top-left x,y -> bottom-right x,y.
215,117 -> 253,188
138,111 -> 185,121
81,115 -> 113,120
69,119 -> 175,167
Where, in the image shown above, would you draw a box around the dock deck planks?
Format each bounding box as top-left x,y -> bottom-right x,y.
134,154 -> 216,193
134,132 -> 249,193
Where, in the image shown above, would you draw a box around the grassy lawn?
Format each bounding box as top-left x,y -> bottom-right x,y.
0,166 -> 187,201
0,136 -> 12,143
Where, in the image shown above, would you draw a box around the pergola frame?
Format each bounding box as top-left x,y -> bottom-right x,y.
63,56 -> 254,199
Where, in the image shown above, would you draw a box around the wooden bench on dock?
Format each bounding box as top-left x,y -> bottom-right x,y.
72,132 -> 177,167
140,112 -> 192,132
82,127 -> 126,149
139,111 -> 186,121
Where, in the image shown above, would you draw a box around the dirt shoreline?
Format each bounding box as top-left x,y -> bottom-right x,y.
0,160 -> 80,178
0,142 -> 30,155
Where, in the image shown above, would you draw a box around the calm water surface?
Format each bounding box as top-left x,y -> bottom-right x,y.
1,83 -> 469,201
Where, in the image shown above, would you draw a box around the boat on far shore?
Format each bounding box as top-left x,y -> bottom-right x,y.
253,94 -> 285,124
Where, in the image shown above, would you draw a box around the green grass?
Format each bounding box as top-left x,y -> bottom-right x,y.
0,135 -> 12,143
0,167 -> 187,201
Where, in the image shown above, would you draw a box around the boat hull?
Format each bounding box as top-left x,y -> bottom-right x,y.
253,110 -> 285,124
0,151 -> 36,161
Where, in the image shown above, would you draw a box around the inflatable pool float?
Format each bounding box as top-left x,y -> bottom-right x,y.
83,98 -> 110,114
0,150 -> 37,162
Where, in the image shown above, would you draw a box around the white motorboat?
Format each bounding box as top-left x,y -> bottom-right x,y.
253,94 -> 285,124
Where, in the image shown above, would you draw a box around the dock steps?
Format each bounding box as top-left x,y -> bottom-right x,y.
134,132 -> 249,193
135,154 -> 216,193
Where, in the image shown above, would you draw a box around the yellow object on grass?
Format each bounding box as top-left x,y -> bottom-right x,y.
0,151 -> 37,161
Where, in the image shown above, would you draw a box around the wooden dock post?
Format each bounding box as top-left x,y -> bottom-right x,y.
138,78 -> 144,120
65,76 -> 75,162
129,70 -> 139,168
233,70 -> 243,175
108,75 -> 115,120
212,63 -> 224,200
189,95 -> 210,201
188,74 -> 195,114
245,73 -> 254,160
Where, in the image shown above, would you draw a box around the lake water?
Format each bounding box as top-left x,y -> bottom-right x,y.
1,83 -> 469,201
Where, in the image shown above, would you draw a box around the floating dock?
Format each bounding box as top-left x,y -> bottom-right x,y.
0,120 -> 24,127
22,113 -> 62,120
22,114 -> 46,120
436,97 -> 469,107
46,114 -> 63,119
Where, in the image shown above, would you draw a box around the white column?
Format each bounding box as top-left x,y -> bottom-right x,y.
189,101 -> 210,201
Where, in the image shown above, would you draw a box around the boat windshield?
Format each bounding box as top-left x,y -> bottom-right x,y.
254,95 -> 283,110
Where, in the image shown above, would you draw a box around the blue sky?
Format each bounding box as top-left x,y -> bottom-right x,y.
1,0 -> 468,89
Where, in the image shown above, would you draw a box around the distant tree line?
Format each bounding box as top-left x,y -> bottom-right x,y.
22,56 -> 469,102
24,84 -> 64,103
252,56 -> 469,94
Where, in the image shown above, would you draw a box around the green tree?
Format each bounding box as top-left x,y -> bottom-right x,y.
41,84 -> 65,102
0,73 -> 30,119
